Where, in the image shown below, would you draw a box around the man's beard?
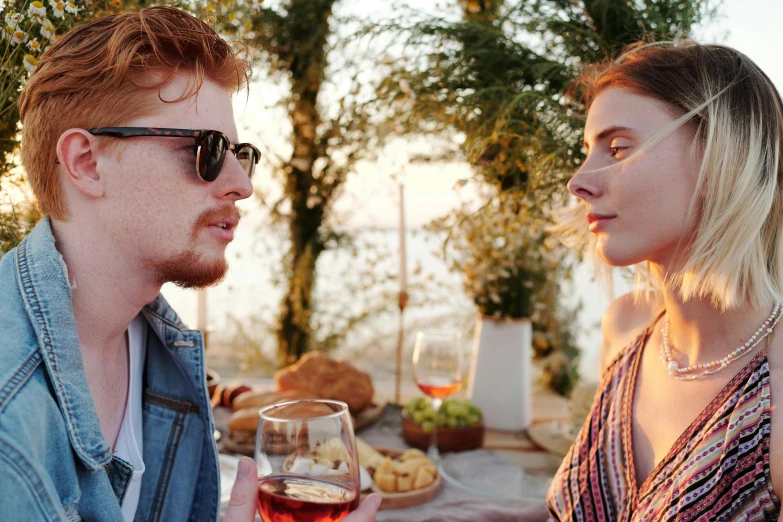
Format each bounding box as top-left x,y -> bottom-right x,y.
147,204 -> 242,288
150,249 -> 228,289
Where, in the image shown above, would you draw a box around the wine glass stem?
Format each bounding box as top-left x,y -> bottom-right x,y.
429,397 -> 442,462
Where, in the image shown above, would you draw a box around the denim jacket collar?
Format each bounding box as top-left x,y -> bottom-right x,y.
14,218 -> 207,472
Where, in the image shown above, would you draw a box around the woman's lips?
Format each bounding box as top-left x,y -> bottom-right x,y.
587,213 -> 616,232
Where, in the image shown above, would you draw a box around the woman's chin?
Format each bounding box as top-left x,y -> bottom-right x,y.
595,244 -> 647,267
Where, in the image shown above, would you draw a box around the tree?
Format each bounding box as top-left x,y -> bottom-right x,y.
203,0 -> 387,365
365,0 -> 720,394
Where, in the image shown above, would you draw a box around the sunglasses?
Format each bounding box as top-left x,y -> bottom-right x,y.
59,127 -> 261,182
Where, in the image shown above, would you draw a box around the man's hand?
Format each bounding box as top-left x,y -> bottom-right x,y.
344,493 -> 381,521
223,457 -> 380,522
223,457 -> 258,522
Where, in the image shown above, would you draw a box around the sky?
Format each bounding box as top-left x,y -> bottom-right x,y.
234,0 -> 783,231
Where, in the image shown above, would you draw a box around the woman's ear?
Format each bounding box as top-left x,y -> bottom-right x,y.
56,129 -> 105,199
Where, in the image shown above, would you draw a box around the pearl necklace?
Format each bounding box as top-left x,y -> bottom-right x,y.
660,301 -> 781,381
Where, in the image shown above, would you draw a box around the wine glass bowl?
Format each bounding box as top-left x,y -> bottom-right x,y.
255,399 -> 361,522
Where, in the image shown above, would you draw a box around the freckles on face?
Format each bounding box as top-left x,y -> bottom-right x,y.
575,88 -> 701,268
99,75 -> 242,275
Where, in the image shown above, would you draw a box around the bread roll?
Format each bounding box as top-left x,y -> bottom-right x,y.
228,407 -> 261,432
275,352 -> 374,414
232,388 -> 321,411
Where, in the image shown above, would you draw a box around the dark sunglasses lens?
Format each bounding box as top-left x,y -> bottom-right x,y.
198,133 -> 228,182
236,145 -> 259,179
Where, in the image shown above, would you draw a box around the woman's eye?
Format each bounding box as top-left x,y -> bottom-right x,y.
609,146 -> 626,158
184,145 -> 199,157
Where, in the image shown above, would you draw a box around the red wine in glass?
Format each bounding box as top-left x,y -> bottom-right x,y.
257,475 -> 359,522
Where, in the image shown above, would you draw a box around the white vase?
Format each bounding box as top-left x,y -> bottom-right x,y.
467,316 -> 532,431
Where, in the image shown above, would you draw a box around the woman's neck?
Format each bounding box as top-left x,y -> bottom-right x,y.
658,287 -> 776,367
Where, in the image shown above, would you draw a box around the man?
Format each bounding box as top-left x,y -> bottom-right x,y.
0,7 -> 379,521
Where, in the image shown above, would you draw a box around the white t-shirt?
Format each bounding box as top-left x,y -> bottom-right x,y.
113,314 -> 147,522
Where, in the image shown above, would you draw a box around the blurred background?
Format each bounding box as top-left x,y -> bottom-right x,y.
1,0 -> 776,399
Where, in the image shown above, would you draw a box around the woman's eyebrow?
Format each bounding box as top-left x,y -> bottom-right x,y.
583,125 -> 633,150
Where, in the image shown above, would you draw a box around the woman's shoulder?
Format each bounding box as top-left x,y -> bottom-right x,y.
599,291 -> 664,374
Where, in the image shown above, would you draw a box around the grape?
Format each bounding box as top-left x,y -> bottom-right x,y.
412,410 -> 426,424
466,413 -> 480,426
445,402 -> 464,417
421,420 -> 433,433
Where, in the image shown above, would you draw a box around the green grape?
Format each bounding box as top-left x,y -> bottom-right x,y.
447,417 -> 458,428
436,413 -> 448,427
466,413 -> 480,426
456,418 -> 468,428
421,420 -> 433,433
445,402 -> 463,417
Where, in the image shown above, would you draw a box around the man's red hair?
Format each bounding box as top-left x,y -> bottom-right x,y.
18,6 -> 251,219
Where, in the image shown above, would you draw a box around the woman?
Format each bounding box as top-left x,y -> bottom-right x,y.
547,42 -> 783,521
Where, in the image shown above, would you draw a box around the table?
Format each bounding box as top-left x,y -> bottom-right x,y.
214,402 -> 563,521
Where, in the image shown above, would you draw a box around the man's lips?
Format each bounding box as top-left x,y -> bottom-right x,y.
207,216 -> 238,231
197,206 -> 241,242
207,224 -> 235,242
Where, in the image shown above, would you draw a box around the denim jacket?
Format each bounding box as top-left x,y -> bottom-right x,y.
0,218 -> 221,521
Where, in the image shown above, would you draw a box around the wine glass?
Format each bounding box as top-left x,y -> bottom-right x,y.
255,399 -> 361,522
412,330 -> 464,461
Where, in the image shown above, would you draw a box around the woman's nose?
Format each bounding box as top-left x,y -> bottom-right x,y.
567,161 -> 603,201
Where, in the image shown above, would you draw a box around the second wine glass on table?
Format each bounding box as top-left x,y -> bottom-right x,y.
255,399 -> 361,522
412,330 -> 464,462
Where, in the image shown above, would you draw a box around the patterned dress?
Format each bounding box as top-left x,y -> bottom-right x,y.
546,322 -> 781,521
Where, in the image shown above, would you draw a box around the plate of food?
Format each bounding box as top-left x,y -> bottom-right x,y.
222,353 -> 385,456
272,436 -> 441,511
356,439 -> 442,510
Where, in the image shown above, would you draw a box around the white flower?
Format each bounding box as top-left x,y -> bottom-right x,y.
28,2 -> 47,17
11,29 -> 28,46
48,0 -> 59,6
5,13 -> 23,28
23,54 -> 37,74
64,2 -> 79,15
27,39 -> 41,52
40,21 -> 56,41
53,3 -> 65,18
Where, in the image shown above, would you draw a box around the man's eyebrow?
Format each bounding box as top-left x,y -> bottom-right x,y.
583,125 -> 633,150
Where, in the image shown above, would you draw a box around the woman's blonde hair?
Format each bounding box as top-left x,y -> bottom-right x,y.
562,41 -> 783,311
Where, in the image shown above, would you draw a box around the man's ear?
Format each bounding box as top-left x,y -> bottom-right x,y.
56,129 -> 105,199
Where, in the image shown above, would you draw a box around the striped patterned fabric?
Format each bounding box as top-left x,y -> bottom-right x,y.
546,325 -> 781,521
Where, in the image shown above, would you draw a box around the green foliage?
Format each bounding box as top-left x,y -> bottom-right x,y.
202,0 -> 393,366
365,0 -> 719,395
0,0 -> 82,253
